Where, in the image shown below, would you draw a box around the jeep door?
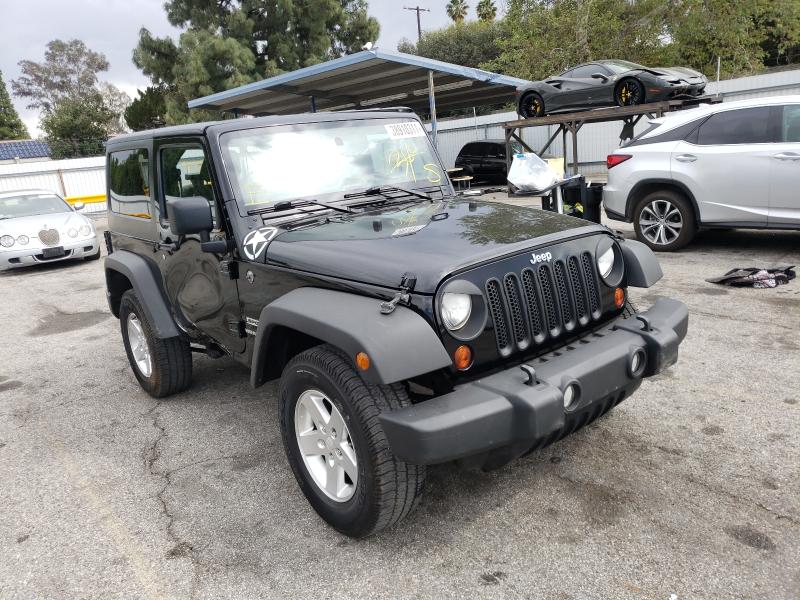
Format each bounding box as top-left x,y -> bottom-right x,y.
769,103 -> 800,226
670,106 -> 774,225
155,138 -> 246,353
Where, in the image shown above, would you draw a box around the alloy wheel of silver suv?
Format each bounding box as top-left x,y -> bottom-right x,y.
633,190 -> 696,252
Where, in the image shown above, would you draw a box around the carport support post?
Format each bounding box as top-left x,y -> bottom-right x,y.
428,70 -> 438,148
310,95 -> 317,113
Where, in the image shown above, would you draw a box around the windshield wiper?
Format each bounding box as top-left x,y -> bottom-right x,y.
247,198 -> 352,217
343,185 -> 432,202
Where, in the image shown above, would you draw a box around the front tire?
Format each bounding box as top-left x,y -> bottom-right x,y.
280,344 -> 425,538
615,78 -> 645,106
633,190 -> 696,251
119,290 -> 192,398
519,92 -> 545,118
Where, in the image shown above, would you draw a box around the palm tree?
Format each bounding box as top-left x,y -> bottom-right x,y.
446,0 -> 469,24
476,0 -> 497,22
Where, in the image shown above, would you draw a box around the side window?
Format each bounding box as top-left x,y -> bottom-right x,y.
696,107 -> 773,145
559,68 -> 574,78
570,65 -> 598,79
160,144 -> 218,227
109,149 -> 152,219
781,105 -> 800,142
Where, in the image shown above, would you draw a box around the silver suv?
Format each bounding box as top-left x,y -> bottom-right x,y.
603,96 -> 800,250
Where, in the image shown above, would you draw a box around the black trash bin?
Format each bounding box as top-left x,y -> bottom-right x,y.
583,182 -> 604,224
561,175 -> 586,219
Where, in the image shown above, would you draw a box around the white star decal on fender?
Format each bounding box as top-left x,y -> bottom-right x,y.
242,227 -> 278,261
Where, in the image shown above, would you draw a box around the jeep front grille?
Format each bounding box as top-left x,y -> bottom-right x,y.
486,252 -> 602,356
38,228 -> 60,246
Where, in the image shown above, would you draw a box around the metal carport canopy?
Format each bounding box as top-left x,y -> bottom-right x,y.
187,49 -> 529,144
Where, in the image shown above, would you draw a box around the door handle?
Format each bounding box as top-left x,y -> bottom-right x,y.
675,154 -> 697,163
773,152 -> 800,161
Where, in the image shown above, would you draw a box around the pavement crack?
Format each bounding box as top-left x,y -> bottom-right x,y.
143,402 -> 203,573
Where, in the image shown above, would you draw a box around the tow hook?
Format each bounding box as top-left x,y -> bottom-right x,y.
520,364 -> 537,386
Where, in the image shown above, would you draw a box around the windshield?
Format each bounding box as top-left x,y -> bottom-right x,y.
0,193 -> 71,219
220,118 -> 444,211
600,60 -> 646,74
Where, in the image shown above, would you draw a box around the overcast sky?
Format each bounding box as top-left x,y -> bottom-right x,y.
0,0 -> 503,137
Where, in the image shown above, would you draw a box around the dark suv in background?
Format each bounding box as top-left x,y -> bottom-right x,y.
454,139 -> 522,183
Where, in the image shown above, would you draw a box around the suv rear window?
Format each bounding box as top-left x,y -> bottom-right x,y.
696,107 -> 773,145
782,104 -> 800,142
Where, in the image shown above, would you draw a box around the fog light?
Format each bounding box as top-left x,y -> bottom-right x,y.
563,383 -> 578,409
453,345 -> 473,370
630,348 -> 646,377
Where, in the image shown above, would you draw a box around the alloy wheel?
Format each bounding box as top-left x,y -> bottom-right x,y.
126,313 -> 153,378
639,199 -> 683,246
618,81 -> 642,105
294,389 -> 358,502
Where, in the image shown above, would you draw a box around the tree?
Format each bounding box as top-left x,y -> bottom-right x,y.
40,92 -> 114,159
99,82 -> 132,135
668,0 -> 800,78
476,0 -> 497,22
124,86 -> 168,131
398,21 -> 503,69
488,0 -> 675,81
133,0 -> 380,124
446,0 -> 469,24
0,70 -> 28,140
11,39 -> 109,112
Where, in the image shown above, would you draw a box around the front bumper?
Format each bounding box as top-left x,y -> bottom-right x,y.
380,297 -> 688,467
0,236 -> 99,270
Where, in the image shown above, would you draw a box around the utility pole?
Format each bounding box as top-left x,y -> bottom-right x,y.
403,5 -> 430,42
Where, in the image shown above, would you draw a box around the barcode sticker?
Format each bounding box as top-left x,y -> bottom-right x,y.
385,121 -> 426,139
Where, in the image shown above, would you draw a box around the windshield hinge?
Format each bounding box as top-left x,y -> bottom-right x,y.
380,272 -> 417,315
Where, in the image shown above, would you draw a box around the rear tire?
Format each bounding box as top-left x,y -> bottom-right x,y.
633,190 -> 696,251
615,78 -> 645,106
519,92 -> 545,118
119,290 -> 192,398
280,344 -> 425,537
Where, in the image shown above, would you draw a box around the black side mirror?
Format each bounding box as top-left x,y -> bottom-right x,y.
591,73 -> 609,82
167,196 -> 213,237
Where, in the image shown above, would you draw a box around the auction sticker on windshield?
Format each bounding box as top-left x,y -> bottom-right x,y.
385,121 -> 426,139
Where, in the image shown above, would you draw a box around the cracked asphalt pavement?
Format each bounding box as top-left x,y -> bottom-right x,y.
1,213 -> 798,599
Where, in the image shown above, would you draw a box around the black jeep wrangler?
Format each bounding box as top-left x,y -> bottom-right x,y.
103,110 -> 687,537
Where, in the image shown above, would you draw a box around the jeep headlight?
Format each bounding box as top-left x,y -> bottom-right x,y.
441,293 -> 472,331
596,238 -> 624,287
597,246 -> 615,279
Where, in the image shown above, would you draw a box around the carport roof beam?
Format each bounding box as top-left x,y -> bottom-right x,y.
187,49 -> 529,116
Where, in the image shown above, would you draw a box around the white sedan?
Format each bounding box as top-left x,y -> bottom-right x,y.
0,189 -> 101,270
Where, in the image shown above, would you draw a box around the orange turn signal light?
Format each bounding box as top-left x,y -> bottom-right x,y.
355,352 -> 370,371
453,345 -> 473,371
614,287 -> 625,309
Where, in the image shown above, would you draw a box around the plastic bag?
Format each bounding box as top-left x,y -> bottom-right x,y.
507,152 -> 559,193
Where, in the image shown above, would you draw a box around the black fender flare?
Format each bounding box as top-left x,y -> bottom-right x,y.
250,288 -> 452,387
104,250 -> 180,338
620,239 -> 663,288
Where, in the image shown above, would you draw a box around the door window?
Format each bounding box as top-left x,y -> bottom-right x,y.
109,149 -> 152,219
781,105 -> 800,142
696,107 -> 773,145
160,144 -> 219,226
569,64 -> 600,79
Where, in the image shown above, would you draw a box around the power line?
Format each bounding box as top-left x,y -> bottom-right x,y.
403,5 -> 431,42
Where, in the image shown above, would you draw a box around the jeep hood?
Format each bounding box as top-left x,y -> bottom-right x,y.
261,199 -> 605,293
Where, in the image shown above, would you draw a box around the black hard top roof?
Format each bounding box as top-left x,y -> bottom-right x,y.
105,109 -> 420,148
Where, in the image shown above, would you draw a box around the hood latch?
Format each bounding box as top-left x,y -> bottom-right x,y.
380,272 -> 417,315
